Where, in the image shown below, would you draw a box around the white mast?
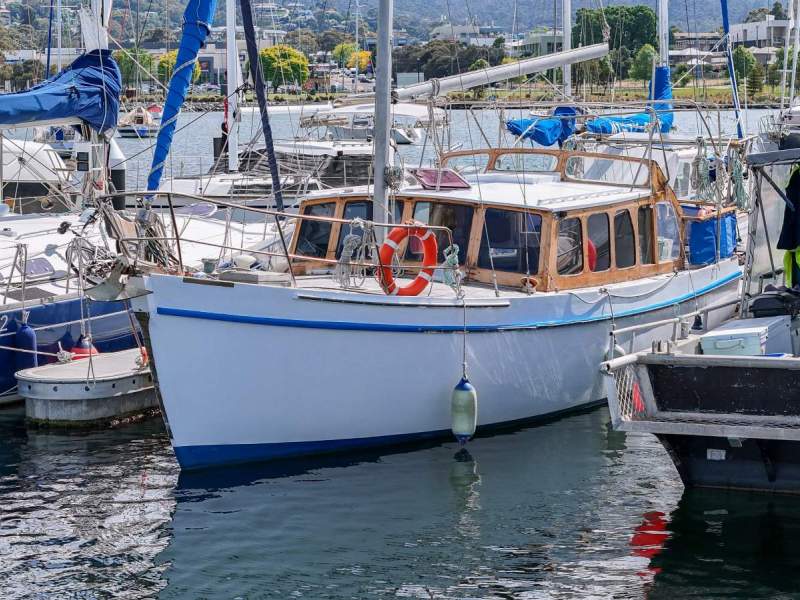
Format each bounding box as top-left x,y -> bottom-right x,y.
56,0 -> 62,71
780,0 -> 795,111
226,0 -> 239,172
562,0 -> 571,97
658,0 -> 669,65
372,0 -> 393,238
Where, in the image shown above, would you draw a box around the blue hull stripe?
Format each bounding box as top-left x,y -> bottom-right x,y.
173,401 -> 606,470
157,270 -> 741,334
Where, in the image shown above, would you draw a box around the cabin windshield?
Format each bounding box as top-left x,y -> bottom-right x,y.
443,153 -> 491,175
295,202 -> 335,258
564,155 -> 650,187
492,152 -> 558,173
478,209 -> 542,274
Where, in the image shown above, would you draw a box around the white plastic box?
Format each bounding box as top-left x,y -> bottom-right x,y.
699,316 -> 792,357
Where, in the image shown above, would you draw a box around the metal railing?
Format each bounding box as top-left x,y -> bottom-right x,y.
97,190 -> 460,291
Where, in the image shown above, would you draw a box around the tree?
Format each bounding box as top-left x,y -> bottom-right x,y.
767,62 -> 781,90
772,1 -> 788,19
346,49 -> 371,72
113,48 -> 154,87
258,44 -> 309,91
671,63 -> 690,87
332,42 -> 356,67
747,62 -> 765,95
285,28 -> 319,54
492,36 -> 505,48
468,58 -> 489,71
732,46 -> 756,82
572,6 -> 657,61
318,31 -> 353,53
629,43 -> 657,83
745,7 -> 770,22
157,50 -> 200,84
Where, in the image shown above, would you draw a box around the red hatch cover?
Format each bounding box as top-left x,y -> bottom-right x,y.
409,168 -> 471,190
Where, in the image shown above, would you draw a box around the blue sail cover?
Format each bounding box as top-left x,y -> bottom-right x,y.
586,65 -> 674,134
506,106 -> 578,147
147,0 -> 217,191
0,50 -> 121,133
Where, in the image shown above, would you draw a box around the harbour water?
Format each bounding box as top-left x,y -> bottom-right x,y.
1,107 -> 796,598
3,403 -> 800,598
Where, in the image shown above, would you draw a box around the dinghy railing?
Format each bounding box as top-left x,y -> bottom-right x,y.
97,191 -> 462,292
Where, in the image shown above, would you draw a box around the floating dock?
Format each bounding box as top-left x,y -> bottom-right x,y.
17,349 -> 157,427
603,347 -> 800,494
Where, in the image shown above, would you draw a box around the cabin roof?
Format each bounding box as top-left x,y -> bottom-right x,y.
303,172 -> 651,211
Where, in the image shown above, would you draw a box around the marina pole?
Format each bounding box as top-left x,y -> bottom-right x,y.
562,0 -> 571,98
372,0 -> 393,240
225,0 -> 239,173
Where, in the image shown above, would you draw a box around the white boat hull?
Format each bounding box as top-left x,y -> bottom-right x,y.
136,259 -> 741,469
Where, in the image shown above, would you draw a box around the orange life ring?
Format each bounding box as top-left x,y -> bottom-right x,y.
378,223 -> 438,296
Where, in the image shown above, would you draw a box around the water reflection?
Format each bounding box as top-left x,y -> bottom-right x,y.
648,489 -> 800,599
160,407 -> 683,598
0,408 -> 176,598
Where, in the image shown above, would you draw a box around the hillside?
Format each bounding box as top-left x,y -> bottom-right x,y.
8,0 -> 785,36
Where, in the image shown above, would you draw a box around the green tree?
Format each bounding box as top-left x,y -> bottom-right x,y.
492,36 -> 505,48
285,28 -> 319,54
572,6 -> 657,64
469,58 -> 489,71
772,1 -> 787,19
258,44 -> 310,90
629,43 -> 657,83
747,62 -> 765,95
732,46 -> 756,82
318,31 -> 353,53
671,63 -> 690,87
332,42 -> 356,67
157,50 -> 200,84
113,48 -> 154,87
767,62 -> 781,90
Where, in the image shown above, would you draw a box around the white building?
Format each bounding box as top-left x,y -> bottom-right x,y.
505,29 -> 563,58
730,15 -> 791,49
429,22 -> 505,46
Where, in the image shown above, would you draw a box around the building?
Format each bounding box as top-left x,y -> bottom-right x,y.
730,15 -> 791,48
505,28 -> 563,58
429,22 -> 505,46
672,31 -> 722,53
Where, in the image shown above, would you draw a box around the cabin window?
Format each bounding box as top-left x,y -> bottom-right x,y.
295,202 -> 335,258
565,156 -> 649,187
638,206 -> 655,264
493,153 -> 558,173
674,161 -> 692,198
336,201 -> 372,258
587,213 -> 610,272
614,209 -> 636,268
408,201 -> 473,265
656,201 -> 682,261
478,209 -> 542,274
557,217 -> 583,275
444,153 -> 490,175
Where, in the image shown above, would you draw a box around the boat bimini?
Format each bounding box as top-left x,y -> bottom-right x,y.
112,147 -> 743,469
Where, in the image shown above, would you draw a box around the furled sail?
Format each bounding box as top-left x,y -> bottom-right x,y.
586,65 -> 673,135
147,0 -> 217,191
0,50 -> 121,133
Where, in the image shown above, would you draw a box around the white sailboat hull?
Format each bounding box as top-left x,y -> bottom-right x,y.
136,259 -> 741,469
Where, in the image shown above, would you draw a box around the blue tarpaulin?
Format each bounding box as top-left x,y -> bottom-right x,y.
147,0 -> 217,191
506,106 -> 579,147
586,65 -> 673,134
0,50 -> 121,133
